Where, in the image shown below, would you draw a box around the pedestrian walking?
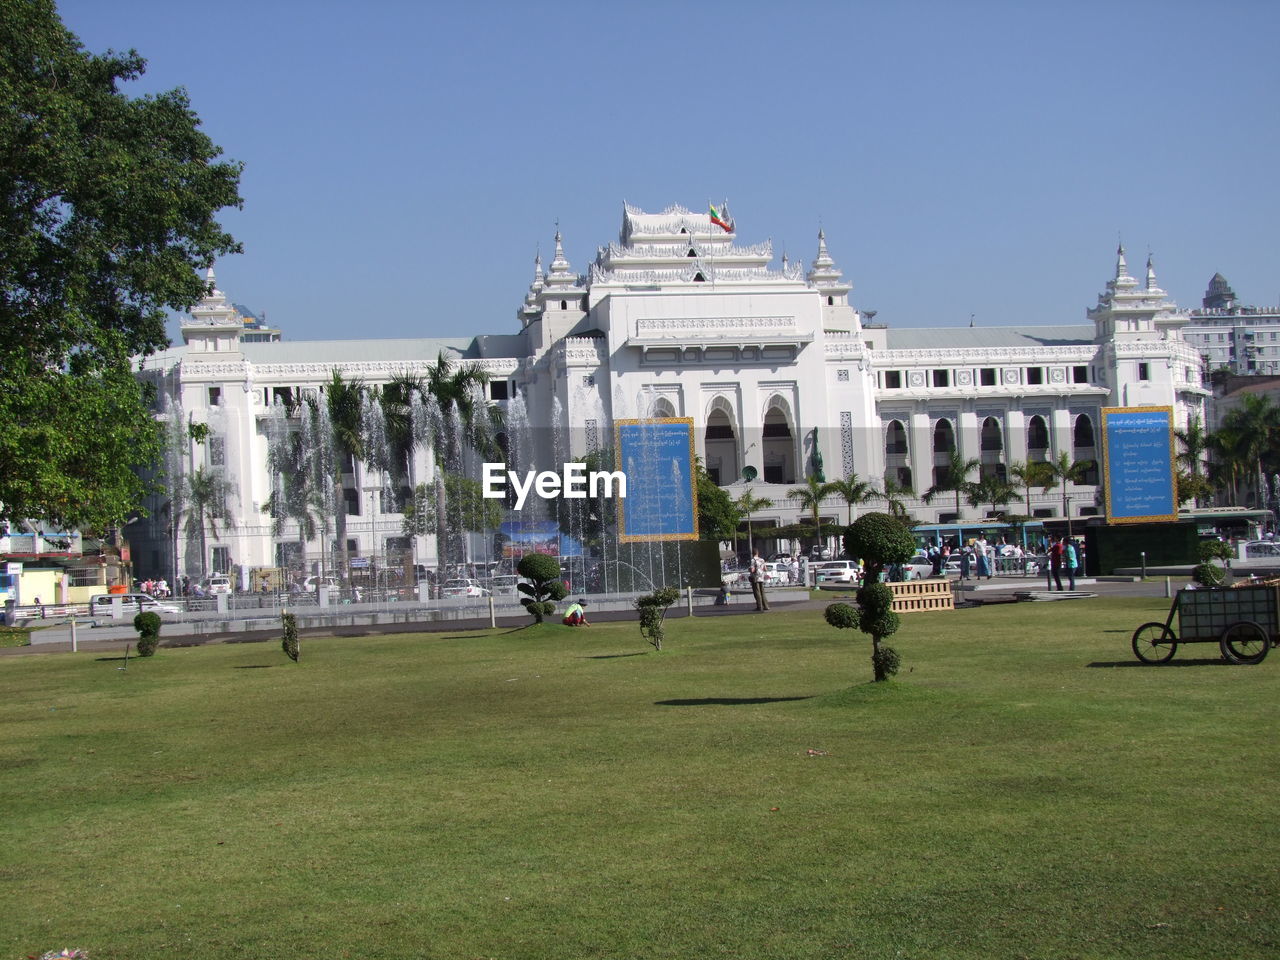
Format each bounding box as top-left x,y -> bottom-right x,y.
1066,539 -> 1079,591
1049,536 -> 1066,591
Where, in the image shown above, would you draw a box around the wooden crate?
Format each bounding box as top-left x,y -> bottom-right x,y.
888,578 -> 954,613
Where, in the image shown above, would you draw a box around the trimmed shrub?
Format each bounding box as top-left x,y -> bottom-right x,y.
133,611 -> 161,657
833,512 -> 915,681
635,586 -> 680,651
517,553 -> 566,624
1199,540 -> 1232,564
1193,562 -> 1225,587
282,612 -> 300,662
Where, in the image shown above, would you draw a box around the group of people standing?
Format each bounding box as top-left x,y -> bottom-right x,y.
1047,536 -> 1083,591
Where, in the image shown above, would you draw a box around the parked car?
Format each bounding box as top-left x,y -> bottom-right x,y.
89,593 -> 181,618
903,555 -> 935,579
205,575 -> 232,595
303,575 -> 342,592
815,560 -> 860,586
441,578 -> 489,598
488,575 -> 520,597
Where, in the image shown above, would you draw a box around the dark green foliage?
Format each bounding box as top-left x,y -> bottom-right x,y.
872,644 -> 901,679
635,586 -> 680,650
1199,539 -> 1233,564
0,1 -> 242,527
132,611 -> 161,657
824,602 -> 859,630
835,512 -> 913,682
281,612 -> 299,662
1193,562 -> 1225,587
517,553 -> 565,624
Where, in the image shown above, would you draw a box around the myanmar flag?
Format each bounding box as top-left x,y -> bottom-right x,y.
709,202 -> 734,233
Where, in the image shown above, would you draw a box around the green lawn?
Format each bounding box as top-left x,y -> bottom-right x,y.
2,597 -> 1277,959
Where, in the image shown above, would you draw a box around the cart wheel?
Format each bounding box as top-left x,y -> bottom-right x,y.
1132,622 -> 1177,664
1219,621 -> 1270,665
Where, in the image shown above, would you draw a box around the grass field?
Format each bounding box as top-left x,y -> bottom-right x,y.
2,597 -> 1277,959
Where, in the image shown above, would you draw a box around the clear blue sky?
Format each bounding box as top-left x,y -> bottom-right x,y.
57,0 -> 1279,342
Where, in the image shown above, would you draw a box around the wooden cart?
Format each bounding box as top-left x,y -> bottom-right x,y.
1131,582 -> 1277,665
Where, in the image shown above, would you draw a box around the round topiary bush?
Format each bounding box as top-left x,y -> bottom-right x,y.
844,513 -> 917,573
1193,562 -> 1225,587
133,611 -> 162,657
824,602 -> 860,630
517,553 -> 566,624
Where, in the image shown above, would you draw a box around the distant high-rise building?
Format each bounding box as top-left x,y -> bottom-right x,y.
1183,274 -> 1280,376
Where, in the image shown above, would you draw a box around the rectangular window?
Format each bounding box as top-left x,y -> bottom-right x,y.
932,369 -> 949,387
884,370 -> 902,389
980,367 -> 996,386
1072,366 -> 1088,384
208,387 -> 222,406
837,368 -> 850,382
1138,362 -> 1150,381
489,381 -> 509,400
1026,367 -> 1044,385
211,546 -> 231,575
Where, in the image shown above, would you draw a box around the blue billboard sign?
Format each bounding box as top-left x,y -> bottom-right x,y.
614,418 -> 699,542
1101,406 -> 1178,524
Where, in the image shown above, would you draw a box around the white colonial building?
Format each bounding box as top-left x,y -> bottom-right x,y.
134,204 -> 1208,585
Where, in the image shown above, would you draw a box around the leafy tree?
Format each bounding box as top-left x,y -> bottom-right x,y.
281,612 -> 300,662
923,450 -> 981,518
827,473 -> 877,526
824,513 -> 916,682
516,552 -> 566,624
635,586 -> 680,651
0,1 -> 241,527
1217,395 -> 1280,507
695,459 -> 740,543
878,475 -> 912,519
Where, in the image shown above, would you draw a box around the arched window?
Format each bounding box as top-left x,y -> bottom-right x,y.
1073,415 -> 1095,449
1027,416 -> 1049,458
560,299 -> 567,310
703,405 -> 737,486
650,397 -> 676,419
762,404 -> 795,484
933,419 -> 956,453
980,417 -> 1003,451
885,420 -> 908,456
827,296 -> 834,306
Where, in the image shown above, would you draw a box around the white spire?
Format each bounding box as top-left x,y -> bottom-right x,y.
807,228 -> 851,296
545,229 -> 578,289
1145,252 -> 1162,293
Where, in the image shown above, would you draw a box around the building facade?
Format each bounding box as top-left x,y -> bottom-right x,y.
1183,274 -> 1280,377
133,204 -> 1209,585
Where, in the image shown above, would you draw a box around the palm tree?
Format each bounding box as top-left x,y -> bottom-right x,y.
966,474 -> 1016,518
1010,460 -> 1054,517
1046,451 -> 1092,537
422,353 -> 498,570
735,487 -> 773,554
879,475 -> 912,519
1218,394 -> 1280,507
827,472 -> 877,526
1208,424 -> 1247,505
1177,417 -> 1208,512
324,369 -> 366,579
183,465 -> 236,580
923,450 -> 981,518
787,474 -> 838,549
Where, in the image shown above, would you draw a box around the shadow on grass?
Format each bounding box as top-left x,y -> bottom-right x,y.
437,627 -> 530,640
582,652 -> 647,660
234,664 -> 275,669
656,696 -> 813,706
1087,658 -> 1233,668
95,656 -> 129,662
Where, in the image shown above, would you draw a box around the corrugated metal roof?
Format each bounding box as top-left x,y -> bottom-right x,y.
884,324 -> 1096,350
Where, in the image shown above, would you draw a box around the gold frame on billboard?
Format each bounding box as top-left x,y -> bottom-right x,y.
1100,405 -> 1179,525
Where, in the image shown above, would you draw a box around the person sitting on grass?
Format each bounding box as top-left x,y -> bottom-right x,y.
562,598 -> 590,626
